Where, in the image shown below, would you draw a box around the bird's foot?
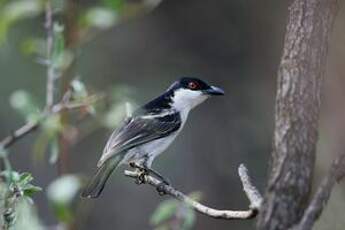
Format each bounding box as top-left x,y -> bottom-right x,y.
129,162 -> 144,170
129,162 -> 148,185
135,171 -> 147,185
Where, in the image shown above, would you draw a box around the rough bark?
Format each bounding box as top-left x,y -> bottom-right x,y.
291,154 -> 345,230
257,0 -> 338,229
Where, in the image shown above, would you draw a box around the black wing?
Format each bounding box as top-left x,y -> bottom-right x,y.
97,112 -> 181,167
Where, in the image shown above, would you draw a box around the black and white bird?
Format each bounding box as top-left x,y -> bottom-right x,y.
81,77 -> 224,198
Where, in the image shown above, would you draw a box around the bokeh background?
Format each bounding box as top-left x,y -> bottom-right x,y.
0,0 -> 345,229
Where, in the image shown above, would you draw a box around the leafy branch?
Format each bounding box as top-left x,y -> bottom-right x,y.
0,91 -> 101,150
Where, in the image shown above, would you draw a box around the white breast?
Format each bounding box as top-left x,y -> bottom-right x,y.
143,133 -> 179,160
122,132 -> 179,167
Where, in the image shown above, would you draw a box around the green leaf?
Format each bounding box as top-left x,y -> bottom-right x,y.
47,175 -> 81,205
1,171 -> 19,184
32,130 -> 51,163
46,175 -> 81,223
48,136 -> 59,165
52,202 -> 73,223
0,148 -> 11,174
150,199 -> 178,226
70,79 -> 88,99
2,0 -> 42,22
18,172 -> 33,185
23,185 -> 42,197
20,37 -> 45,56
33,114 -> 61,163
150,192 -> 201,230
84,7 -> 118,29
42,114 -> 63,134
52,23 -> 64,60
50,23 -> 74,71
9,90 -> 40,122
102,102 -> 127,128
102,0 -> 124,10
188,191 -> 203,202
181,208 -> 196,230
0,0 -> 43,45
12,172 -> 42,198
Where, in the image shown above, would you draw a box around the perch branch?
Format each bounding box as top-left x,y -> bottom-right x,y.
124,164 -> 262,220
291,154 -> 345,230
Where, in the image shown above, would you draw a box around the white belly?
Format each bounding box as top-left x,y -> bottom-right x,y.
143,133 -> 178,159
122,133 -> 179,167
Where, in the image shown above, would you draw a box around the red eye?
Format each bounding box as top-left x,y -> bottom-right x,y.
188,81 -> 198,90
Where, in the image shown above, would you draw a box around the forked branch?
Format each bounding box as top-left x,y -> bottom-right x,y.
0,93 -> 101,149
291,154 -> 345,230
125,164 -> 262,220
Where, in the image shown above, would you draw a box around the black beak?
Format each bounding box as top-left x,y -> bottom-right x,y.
204,86 -> 225,96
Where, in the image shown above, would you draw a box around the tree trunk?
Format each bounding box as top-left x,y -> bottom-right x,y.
257,0 -> 338,229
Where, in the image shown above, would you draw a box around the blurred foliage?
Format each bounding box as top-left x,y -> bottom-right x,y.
20,37 -> 46,56
0,0 -> 167,229
103,0 -> 124,10
9,90 -> 41,123
0,0 -> 162,47
11,200 -> 44,230
151,192 -> 202,230
101,85 -> 138,128
33,114 -> 63,164
0,0 -> 43,44
51,23 -> 74,72
0,149 -> 42,229
47,175 -> 82,223
82,7 -> 118,29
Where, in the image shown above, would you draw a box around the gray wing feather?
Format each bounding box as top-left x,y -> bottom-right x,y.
97,113 -> 181,167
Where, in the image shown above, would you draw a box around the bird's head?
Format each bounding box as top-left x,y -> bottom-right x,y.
167,77 -> 224,111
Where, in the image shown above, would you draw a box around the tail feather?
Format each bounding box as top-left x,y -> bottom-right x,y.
81,156 -> 122,198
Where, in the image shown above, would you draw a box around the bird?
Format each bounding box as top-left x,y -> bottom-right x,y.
81,77 -> 224,198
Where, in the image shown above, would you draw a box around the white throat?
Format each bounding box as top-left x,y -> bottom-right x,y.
170,88 -> 208,120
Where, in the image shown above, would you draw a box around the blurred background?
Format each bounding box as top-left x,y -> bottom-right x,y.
0,0 -> 344,229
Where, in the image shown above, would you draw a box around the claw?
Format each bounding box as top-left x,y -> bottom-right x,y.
134,169 -> 148,185
135,177 -> 142,185
129,162 -> 147,173
129,162 -> 136,168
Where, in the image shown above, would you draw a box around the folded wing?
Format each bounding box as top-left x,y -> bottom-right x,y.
97,112 -> 181,167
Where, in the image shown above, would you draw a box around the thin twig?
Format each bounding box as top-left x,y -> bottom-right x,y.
0,94 -> 102,150
45,0 -> 54,108
124,164 -> 262,220
238,164 -> 263,210
290,154 -> 345,230
0,122 -> 39,149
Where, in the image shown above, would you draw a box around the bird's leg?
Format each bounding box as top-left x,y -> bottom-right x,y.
129,162 -> 145,171
145,167 -> 171,186
142,160 -> 171,196
129,162 -> 148,184
141,159 -> 170,185
148,169 -> 170,196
